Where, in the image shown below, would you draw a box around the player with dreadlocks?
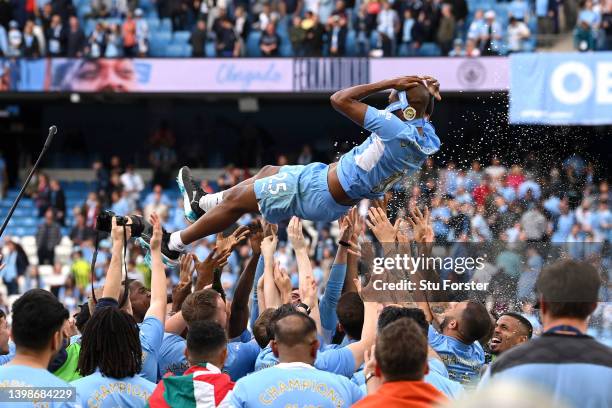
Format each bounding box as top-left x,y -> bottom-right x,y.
71,306 -> 155,407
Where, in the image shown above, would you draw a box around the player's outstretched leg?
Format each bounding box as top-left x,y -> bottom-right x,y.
138,181 -> 260,263
177,166 -> 206,223
176,165 -> 281,224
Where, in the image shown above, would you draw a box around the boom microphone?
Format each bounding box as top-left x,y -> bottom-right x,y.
0,125 -> 58,238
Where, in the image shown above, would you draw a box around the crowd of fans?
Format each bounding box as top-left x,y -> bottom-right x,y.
0,0 -> 581,57
0,146 -> 609,406
574,0 -> 612,51
0,150 -> 610,303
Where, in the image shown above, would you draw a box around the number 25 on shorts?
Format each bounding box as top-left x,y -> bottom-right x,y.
268,173 -> 288,195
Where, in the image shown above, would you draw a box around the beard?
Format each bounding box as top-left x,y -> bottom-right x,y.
440,316 -> 451,332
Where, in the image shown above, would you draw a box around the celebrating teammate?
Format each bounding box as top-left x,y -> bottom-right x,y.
138,76 -> 442,262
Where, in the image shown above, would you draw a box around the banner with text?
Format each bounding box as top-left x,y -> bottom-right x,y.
0,57 -> 510,93
510,52 -> 612,125
0,58 -> 294,93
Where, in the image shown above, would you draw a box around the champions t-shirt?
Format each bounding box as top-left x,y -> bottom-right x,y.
71,370 -> 155,408
231,362 -> 364,407
255,345 -> 355,378
0,364 -> 78,408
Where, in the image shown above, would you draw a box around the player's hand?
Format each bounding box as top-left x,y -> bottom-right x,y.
249,220 -> 264,255
420,75 -> 441,101
273,262 -> 292,302
263,220 -> 279,238
193,250 -> 215,287
62,317 -> 78,339
261,234 -> 278,259
287,217 -> 308,252
216,225 -> 250,254
149,212 -> 162,252
371,192 -> 392,217
407,206 -> 432,243
178,253 -> 195,286
392,76 -> 423,91
338,211 -> 354,243
396,218 -> 412,245
173,254 -> 194,311
300,275 -> 319,309
366,206 -> 398,243
111,216 -> 132,244
346,206 -> 364,242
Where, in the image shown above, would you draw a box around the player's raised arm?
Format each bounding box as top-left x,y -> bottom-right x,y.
330,77 -> 423,127
102,217 -> 131,301
146,212 -> 168,323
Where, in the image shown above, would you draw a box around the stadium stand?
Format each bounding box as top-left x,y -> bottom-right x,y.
1,0 -> 599,58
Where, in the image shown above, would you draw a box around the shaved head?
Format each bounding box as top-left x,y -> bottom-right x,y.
273,313 -> 317,347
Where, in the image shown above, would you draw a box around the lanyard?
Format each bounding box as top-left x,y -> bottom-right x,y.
544,325 -> 583,335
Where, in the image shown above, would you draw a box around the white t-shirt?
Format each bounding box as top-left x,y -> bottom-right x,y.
507,21 -> 530,51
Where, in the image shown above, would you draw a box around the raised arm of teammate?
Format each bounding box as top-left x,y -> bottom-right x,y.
102,217 -> 131,301
330,77 -> 424,126
146,212 -> 168,323
228,227 -> 262,338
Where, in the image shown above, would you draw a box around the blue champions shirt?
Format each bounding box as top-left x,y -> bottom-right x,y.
428,325 -> 484,385
0,365 -> 78,408
72,370 -> 155,408
426,358 -> 465,398
255,345 -> 355,378
231,362 -> 364,407
138,316 -> 164,383
158,332 -> 260,381
337,106 -> 440,200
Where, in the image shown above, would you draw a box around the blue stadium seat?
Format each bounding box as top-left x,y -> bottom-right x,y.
205,41 -> 216,57
160,18 -> 172,32
523,38 -> 536,52
398,42 -> 417,56
19,217 -> 37,227
369,31 -> 379,49
173,30 -> 191,44
104,17 -> 122,26
147,17 -> 160,31
140,0 -> 154,11
279,42 -> 293,57
246,31 -> 262,57
417,42 -> 441,56
77,5 -> 91,18
149,38 -> 167,57
150,30 -> 172,56
346,29 -> 357,56
165,44 -> 189,57
151,26 -> 172,42
85,19 -> 96,35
